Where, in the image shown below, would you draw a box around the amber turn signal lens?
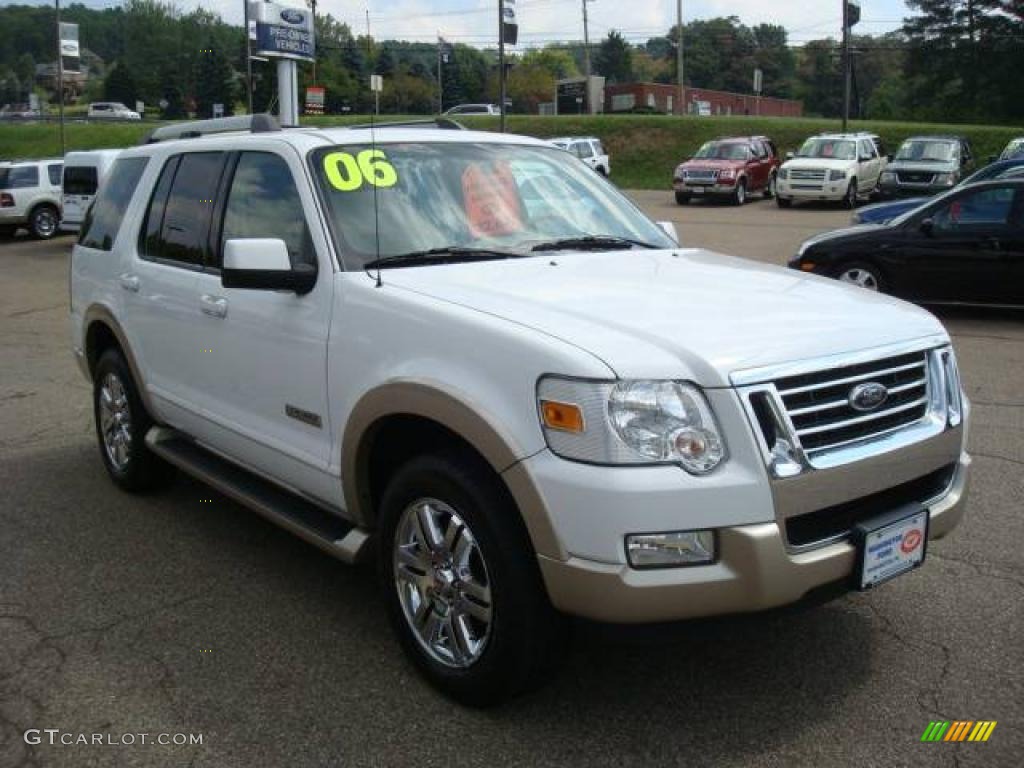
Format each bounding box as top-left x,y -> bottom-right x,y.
800,262 -> 817,272
540,400 -> 585,433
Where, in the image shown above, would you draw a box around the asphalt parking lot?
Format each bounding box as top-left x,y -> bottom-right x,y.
1,199 -> 1021,768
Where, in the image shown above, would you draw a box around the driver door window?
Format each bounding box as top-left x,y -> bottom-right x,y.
933,188 -> 1014,233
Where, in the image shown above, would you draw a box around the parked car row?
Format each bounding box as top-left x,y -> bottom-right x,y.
0,149 -> 121,239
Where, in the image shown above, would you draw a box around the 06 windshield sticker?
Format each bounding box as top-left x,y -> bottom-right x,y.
322,150 -> 398,192
461,161 -> 524,238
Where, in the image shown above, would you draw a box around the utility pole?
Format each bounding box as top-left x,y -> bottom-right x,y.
582,0 -> 591,114
437,33 -> 443,114
55,0 -> 65,155
676,0 -> 683,116
499,0 -> 507,131
842,0 -> 850,132
244,0 -> 253,114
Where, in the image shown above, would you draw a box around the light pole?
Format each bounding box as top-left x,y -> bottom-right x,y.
842,0 -> 850,132
55,0 -> 65,155
582,0 -> 592,114
676,0 -> 683,116
244,0 -> 253,114
499,0 -> 506,131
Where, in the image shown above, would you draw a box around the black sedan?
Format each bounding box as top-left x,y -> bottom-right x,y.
790,179 -> 1024,307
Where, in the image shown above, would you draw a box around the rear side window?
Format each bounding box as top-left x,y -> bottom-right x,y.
593,140 -> 605,156
576,142 -> 594,159
220,152 -> 313,268
64,166 -> 99,196
79,157 -> 149,251
47,164 -> 62,186
142,152 -> 226,267
0,166 -> 39,189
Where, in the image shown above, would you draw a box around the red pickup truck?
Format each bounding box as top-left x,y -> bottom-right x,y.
673,136 -> 782,205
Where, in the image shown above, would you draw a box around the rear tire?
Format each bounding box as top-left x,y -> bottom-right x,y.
675,191 -> 691,205
379,451 -> 566,706
93,349 -> 172,492
29,205 -> 59,240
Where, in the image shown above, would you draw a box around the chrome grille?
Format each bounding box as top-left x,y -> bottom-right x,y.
789,169 -> 826,181
897,171 -> 935,184
684,169 -> 718,182
774,351 -> 930,455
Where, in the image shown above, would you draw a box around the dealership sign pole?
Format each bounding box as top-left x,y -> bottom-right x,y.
249,1 -> 315,126
54,1 -> 65,155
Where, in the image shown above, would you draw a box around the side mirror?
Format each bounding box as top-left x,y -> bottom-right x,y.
657,221 -> 679,245
222,239 -> 316,295
919,218 -> 935,236
786,151 -> 795,160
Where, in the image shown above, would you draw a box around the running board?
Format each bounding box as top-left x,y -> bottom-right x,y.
145,427 -> 372,564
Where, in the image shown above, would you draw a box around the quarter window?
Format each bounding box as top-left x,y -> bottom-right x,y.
220,152 -> 313,268
79,157 -> 148,251
47,164 -> 63,186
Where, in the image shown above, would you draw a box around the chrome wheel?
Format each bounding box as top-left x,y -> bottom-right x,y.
99,373 -> 133,471
31,207 -> 58,239
735,181 -> 746,205
839,267 -> 880,291
393,498 -> 493,669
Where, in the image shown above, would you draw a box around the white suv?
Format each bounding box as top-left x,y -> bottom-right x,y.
776,132 -> 886,209
551,136 -> 611,176
70,116 -> 970,705
0,158 -> 63,239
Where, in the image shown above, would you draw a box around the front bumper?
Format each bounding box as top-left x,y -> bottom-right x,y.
776,179 -> 848,201
673,179 -> 737,197
537,450 -> 969,623
879,181 -> 953,198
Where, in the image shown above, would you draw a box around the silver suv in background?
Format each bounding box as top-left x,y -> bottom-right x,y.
0,159 -> 63,239
550,136 -> 610,176
879,136 -> 974,198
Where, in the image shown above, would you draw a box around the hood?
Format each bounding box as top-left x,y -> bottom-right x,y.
782,157 -> 855,172
800,223 -> 889,250
381,249 -> 947,387
679,157 -> 744,171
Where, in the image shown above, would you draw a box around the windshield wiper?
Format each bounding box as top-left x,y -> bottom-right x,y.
364,246 -> 524,270
530,235 -> 660,253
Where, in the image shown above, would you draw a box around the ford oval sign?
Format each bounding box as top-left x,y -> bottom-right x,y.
849,382 -> 889,412
280,9 -> 305,24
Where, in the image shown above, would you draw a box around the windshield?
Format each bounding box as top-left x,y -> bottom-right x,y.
895,140 -> 956,162
796,138 -> 856,160
693,142 -> 749,161
311,142 -> 675,268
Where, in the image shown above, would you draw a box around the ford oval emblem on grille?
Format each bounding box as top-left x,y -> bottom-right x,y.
280,9 -> 305,24
849,382 -> 889,412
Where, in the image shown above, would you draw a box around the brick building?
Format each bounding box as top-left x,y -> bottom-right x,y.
604,82 -> 803,118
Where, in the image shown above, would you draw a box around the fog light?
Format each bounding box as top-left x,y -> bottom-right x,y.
626,531 -> 715,569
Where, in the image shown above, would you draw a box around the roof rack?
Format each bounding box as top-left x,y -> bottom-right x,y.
342,117 -> 467,131
141,114 -> 282,145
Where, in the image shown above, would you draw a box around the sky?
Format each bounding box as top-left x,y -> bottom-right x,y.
2,0 -> 915,46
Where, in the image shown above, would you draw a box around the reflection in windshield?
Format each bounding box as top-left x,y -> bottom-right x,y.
895,141 -> 956,162
796,139 -> 856,160
693,142 -> 750,161
311,142 -> 675,268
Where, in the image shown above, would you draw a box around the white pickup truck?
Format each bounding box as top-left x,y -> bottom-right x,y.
70,116 -> 970,705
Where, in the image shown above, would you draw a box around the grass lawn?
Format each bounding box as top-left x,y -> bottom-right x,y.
2,114 -> 1020,190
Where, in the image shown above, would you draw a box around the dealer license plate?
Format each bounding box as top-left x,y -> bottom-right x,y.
854,505 -> 929,590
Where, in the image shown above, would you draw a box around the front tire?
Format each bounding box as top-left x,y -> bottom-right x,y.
732,178 -> 747,206
93,349 -> 171,492
835,261 -> 885,292
776,196 -> 792,209
675,191 -> 691,205
379,451 -> 565,706
843,180 -> 858,210
29,205 -> 59,240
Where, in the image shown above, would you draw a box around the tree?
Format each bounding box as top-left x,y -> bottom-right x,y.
104,60 -> 137,105
519,47 -> 578,80
194,39 -> 238,117
594,30 -> 632,83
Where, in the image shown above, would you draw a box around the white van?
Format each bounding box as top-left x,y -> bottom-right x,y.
61,150 -> 122,233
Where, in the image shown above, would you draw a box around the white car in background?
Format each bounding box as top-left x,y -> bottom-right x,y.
0,158 -> 63,239
443,104 -> 501,116
776,132 -> 886,209
87,102 -> 141,121
61,149 -> 123,233
550,136 -> 611,176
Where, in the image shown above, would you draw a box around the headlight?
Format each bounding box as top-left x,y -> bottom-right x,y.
942,348 -> 963,427
778,168 -> 789,180
718,169 -> 735,180
828,170 -> 847,181
881,171 -> 896,182
537,378 -> 727,474
935,173 -> 956,186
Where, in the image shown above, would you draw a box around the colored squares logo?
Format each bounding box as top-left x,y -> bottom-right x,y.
921,721 -> 997,742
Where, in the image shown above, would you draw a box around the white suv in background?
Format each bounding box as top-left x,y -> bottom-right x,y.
70,116 -> 969,705
87,102 -> 141,121
0,158 -> 63,239
551,136 -> 611,176
776,132 -> 886,209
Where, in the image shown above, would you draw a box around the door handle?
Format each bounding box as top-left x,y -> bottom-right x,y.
200,294 -> 229,319
119,273 -> 140,293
